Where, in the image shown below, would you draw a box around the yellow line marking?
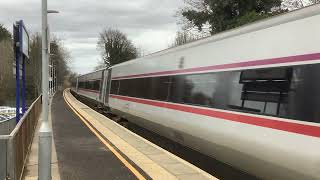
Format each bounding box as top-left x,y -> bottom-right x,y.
63,90 -> 146,180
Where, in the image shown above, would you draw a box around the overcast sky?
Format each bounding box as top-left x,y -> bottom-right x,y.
0,0 -> 183,74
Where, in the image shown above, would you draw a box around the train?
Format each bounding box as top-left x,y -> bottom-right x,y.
72,4 -> 320,180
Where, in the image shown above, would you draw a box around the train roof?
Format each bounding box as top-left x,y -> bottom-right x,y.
78,68 -> 107,78
110,3 -> 320,69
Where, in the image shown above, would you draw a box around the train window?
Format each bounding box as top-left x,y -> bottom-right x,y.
113,63 -> 320,123
228,67 -> 293,116
149,76 -> 171,101
93,80 -> 100,91
119,79 -> 131,96
131,78 -> 149,98
110,80 -> 119,94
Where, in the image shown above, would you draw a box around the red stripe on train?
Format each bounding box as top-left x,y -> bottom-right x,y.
112,53 -> 320,80
109,94 -> 320,138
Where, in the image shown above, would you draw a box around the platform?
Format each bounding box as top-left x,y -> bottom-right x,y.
24,89 -> 218,180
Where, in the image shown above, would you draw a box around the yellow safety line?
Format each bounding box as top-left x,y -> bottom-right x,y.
63,90 -> 146,180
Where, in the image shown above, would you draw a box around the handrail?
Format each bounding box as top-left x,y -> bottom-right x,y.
3,95 -> 42,180
9,95 -> 41,137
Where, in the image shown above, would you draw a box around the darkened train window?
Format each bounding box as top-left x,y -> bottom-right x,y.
78,81 -> 83,88
119,79 -> 131,96
149,76 -> 171,101
228,67 -> 293,116
138,78 -> 151,98
110,80 -> 119,94
113,64 -> 320,123
93,80 -> 100,91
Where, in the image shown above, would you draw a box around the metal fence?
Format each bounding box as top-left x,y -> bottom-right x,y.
0,118 -> 17,135
0,95 -> 41,180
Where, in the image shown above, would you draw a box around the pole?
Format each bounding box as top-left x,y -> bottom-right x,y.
53,65 -> 55,93
38,0 -> 52,179
20,20 -> 26,115
21,56 -> 26,114
49,64 -> 52,96
14,24 -> 20,122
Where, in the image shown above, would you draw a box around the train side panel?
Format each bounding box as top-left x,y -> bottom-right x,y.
108,5 -> 320,180
76,69 -> 104,103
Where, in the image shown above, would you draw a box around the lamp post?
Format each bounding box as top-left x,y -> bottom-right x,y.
38,0 -> 59,179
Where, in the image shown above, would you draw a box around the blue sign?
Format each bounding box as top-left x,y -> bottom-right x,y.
13,20 -> 29,122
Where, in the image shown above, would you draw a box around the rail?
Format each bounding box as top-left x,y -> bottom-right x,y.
0,95 -> 42,180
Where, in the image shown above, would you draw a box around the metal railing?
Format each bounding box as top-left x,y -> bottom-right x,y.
0,95 -> 41,180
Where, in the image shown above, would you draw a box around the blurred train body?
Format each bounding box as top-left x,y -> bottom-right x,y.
72,5 -> 320,180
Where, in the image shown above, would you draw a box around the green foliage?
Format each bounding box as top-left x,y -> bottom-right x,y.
0,24 -> 11,42
97,28 -> 138,66
181,0 -> 285,35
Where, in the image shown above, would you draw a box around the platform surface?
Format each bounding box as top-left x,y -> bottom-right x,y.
63,89 -> 217,180
52,91 -> 136,180
24,90 -> 217,180
23,97 -> 61,180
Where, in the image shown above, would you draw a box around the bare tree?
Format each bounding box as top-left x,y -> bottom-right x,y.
170,30 -> 201,47
0,40 -> 14,104
94,59 -> 107,71
282,0 -> 320,10
0,24 -> 11,42
97,28 -> 138,66
50,37 -> 71,87
26,33 -> 42,98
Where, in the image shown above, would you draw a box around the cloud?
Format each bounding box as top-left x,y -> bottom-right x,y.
0,0 -> 184,74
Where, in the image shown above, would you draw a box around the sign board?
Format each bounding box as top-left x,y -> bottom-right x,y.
19,21 -> 29,59
13,20 -> 29,122
22,25 -> 29,58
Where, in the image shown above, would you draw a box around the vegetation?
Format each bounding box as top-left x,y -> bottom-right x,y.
0,24 -> 11,42
97,28 -> 138,66
170,31 -> 199,47
0,39 -> 15,105
26,34 -> 42,98
179,0 -> 284,35
172,0 -> 320,46
282,0 -> 320,10
49,38 -> 71,87
0,24 -> 71,106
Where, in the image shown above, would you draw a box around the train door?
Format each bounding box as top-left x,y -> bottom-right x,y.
98,70 -> 104,101
104,69 -> 112,105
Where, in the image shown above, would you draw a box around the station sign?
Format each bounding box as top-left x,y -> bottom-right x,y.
20,21 -> 30,59
13,20 -> 29,122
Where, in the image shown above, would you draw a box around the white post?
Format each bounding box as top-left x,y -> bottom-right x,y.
38,0 -> 52,179
54,65 -> 56,93
52,65 -> 54,94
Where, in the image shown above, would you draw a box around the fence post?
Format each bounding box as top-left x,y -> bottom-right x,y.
6,137 -> 15,180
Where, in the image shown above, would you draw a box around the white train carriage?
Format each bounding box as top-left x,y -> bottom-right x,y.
75,69 -> 109,103
108,5 -> 320,180
75,4 -> 320,180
